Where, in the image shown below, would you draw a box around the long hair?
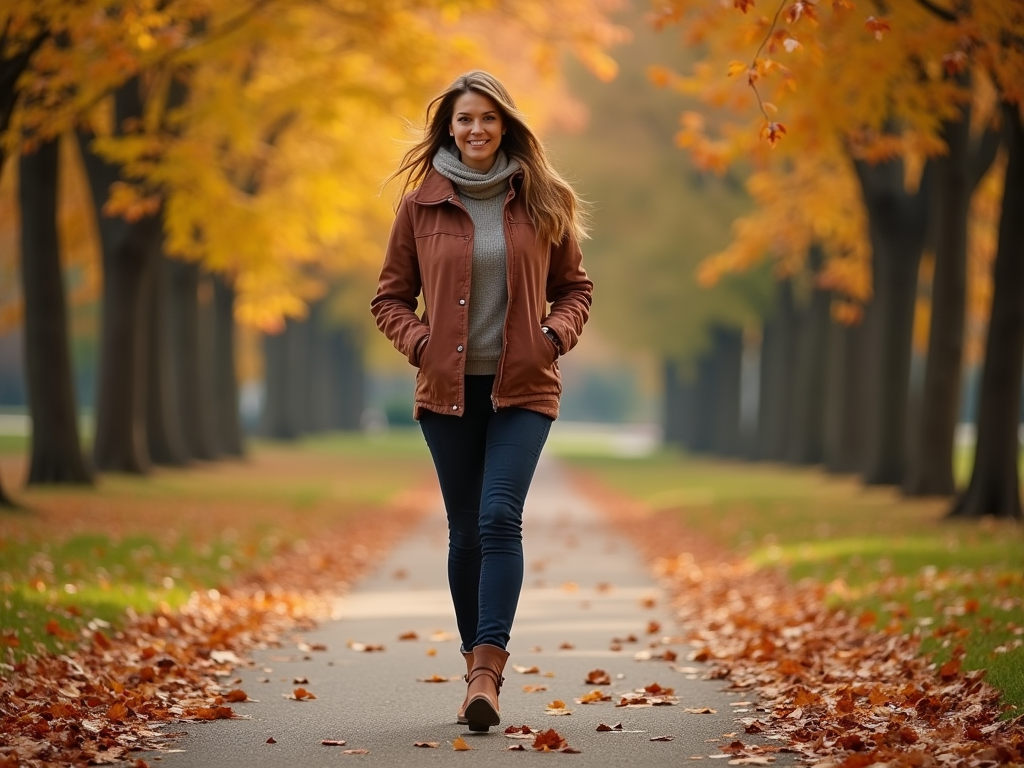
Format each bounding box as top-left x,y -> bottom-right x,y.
388,70 -> 589,245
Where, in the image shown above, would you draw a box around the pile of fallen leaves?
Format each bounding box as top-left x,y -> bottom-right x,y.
0,489 -> 427,767
571,472 -> 1024,767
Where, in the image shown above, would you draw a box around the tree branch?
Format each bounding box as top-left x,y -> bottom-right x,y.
911,0 -> 958,23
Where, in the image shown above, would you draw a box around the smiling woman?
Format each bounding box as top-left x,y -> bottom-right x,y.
449,92 -> 506,172
372,70 -> 593,733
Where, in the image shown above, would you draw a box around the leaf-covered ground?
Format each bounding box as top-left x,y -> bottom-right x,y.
0,435 -> 435,767
570,468 -> 1024,767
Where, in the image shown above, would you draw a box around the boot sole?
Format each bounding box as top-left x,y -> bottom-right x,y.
464,697 -> 500,732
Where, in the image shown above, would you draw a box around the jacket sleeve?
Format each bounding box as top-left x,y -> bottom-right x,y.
370,197 -> 431,366
542,233 -> 593,354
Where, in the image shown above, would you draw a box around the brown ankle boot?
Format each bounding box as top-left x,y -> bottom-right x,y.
463,644 -> 509,732
456,650 -> 474,725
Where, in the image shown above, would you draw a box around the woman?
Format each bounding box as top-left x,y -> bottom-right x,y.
371,70 -> 592,732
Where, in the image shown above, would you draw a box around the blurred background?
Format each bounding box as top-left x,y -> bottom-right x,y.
1,0 -> 1022,517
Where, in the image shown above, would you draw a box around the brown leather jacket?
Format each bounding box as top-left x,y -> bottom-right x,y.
371,168 -> 593,419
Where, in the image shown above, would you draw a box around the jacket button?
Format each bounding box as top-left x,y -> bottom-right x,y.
452,405 -> 458,411
459,299 -> 465,305
457,345 -> 464,352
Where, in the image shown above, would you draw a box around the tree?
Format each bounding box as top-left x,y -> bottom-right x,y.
652,0 -> 1021,507
18,137 -> 92,483
949,104 -> 1024,520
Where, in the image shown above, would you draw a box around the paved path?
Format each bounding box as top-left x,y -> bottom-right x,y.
151,456 -> 793,766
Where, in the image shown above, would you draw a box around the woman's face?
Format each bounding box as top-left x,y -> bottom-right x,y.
449,91 -> 504,172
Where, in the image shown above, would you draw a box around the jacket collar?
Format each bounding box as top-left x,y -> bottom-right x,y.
411,167 -> 522,205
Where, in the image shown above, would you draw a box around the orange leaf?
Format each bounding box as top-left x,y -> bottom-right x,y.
452,736 -> 472,751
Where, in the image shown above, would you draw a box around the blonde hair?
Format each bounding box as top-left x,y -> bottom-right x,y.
389,70 -> 589,245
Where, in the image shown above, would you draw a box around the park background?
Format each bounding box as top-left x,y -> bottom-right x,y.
1,0 -> 1024,763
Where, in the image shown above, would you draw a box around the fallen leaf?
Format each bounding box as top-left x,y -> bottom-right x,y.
533,728 -> 568,751
426,648 -> 437,656
577,689 -> 612,704
417,674 -> 458,683
512,664 -> 540,674
684,707 -> 717,714
545,699 -> 571,715
559,642 -> 575,650
585,669 -> 611,685
650,735 -> 674,741
321,739 -> 347,746
523,684 -> 548,693
284,688 -> 316,700
413,741 -> 439,748
506,744 -> 526,751
452,736 -> 472,751
266,737 -> 277,744
225,689 -> 248,702
399,631 -> 418,641
347,641 -> 384,652
646,621 -> 661,634
343,748 -> 369,754
505,725 -> 537,739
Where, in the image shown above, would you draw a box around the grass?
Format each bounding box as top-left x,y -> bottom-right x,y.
0,429 -> 434,659
563,447 -> 1024,711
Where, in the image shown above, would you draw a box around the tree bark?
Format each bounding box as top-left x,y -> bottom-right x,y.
662,357 -> 689,448
786,255 -> 832,465
949,104 -> 1024,520
822,318 -> 869,473
146,248 -> 189,466
78,80 -> 162,473
18,137 -> 93,484
167,259 -> 218,460
754,279 -> 798,461
329,326 -> 366,432
261,319 -> 307,439
0,469 -> 13,507
710,325 -> 743,456
212,276 -> 244,456
689,340 -> 717,453
904,103 -> 1001,496
854,157 -> 933,486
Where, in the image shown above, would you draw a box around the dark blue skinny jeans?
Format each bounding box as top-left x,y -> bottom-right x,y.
419,375 -> 552,652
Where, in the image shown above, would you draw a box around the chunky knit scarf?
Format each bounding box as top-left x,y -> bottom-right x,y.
432,144 -> 521,197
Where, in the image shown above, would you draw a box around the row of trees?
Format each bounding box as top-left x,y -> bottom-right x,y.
0,0 -> 628,504
651,0 -> 1023,518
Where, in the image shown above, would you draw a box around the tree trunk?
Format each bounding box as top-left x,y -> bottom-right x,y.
710,325 -> 743,456
261,319 -> 306,439
77,80 -> 161,474
949,104 -> 1024,520
822,318 -> 869,473
0,469 -> 13,507
146,249 -> 189,466
330,327 -> 366,432
786,254 -> 831,465
662,357 -> 689,448
212,276 -> 244,456
18,137 -> 93,484
904,104 -> 1001,496
167,259 -> 218,460
303,304 -> 331,434
689,340 -> 717,453
854,157 -> 933,486
754,279 -> 798,461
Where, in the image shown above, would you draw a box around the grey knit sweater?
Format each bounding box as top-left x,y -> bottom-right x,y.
432,145 -> 522,375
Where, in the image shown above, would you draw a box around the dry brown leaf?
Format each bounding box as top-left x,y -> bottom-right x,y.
284,687 -> 316,700
343,748 -> 369,754
512,664 -> 540,674
266,737 -> 277,744
417,674 -> 458,683
321,739 -> 347,746
532,728 -> 568,751
452,736 -> 472,751
505,744 -> 526,751
585,668 -> 611,685
650,735 -> 674,741
413,741 -> 439,748
399,631 -> 418,641
576,689 -> 612,704
523,684 -> 548,693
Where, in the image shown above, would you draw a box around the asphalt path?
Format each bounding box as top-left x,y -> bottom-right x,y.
148,455 -> 796,766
